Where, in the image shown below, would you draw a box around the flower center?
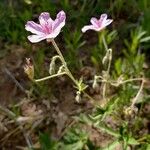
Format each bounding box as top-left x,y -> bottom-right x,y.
42,23 -> 52,34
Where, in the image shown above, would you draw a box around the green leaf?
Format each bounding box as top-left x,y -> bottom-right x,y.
61,141 -> 84,150
39,133 -> 58,150
140,36 -> 150,43
128,137 -> 139,145
95,123 -> 120,138
137,31 -> 146,40
115,58 -> 122,75
101,140 -> 120,150
146,144 -> 150,150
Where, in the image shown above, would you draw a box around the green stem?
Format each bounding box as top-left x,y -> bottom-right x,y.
102,34 -> 108,51
102,83 -> 107,100
119,78 -> 143,85
51,40 -> 66,65
51,39 -> 78,86
34,72 -> 66,82
106,49 -> 112,75
97,77 -> 144,86
131,79 -> 144,108
94,123 -> 120,138
101,35 -> 111,100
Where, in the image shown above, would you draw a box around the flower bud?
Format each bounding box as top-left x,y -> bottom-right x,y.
49,58 -> 56,75
108,49 -> 112,61
102,49 -> 112,65
102,55 -> 108,65
75,91 -> 81,103
124,106 -> 138,118
92,76 -> 99,90
24,58 -> 34,80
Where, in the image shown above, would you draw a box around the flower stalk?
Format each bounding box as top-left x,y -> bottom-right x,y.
35,72 -> 66,82
131,79 -> 145,108
51,39 -> 78,86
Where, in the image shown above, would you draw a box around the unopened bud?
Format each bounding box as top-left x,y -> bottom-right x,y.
24,58 -> 34,80
102,49 -> 112,65
75,91 -> 81,103
124,106 -> 138,117
108,49 -> 112,61
102,55 -> 108,65
92,76 -> 99,90
49,58 -> 56,75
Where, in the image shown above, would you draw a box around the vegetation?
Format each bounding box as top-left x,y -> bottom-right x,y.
0,0 -> 150,149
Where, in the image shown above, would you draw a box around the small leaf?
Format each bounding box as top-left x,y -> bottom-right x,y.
101,140 -> 120,150
137,31 -> 146,40
91,56 -> 99,67
128,137 -> 139,145
61,141 -> 84,150
140,36 -> 150,43
39,133 -> 58,150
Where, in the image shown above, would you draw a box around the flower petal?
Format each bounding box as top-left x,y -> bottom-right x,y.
27,35 -> 46,43
103,19 -> 113,27
81,25 -> 99,33
46,30 -> 60,39
99,14 -> 107,26
25,21 -> 43,35
99,14 -> 107,21
52,10 -> 66,31
39,12 -> 50,26
90,17 -> 99,27
82,13 -> 112,33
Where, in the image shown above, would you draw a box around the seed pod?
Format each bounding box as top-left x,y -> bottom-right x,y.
92,76 -> 99,90
102,55 -> 108,65
24,58 -> 34,80
49,58 -> 56,75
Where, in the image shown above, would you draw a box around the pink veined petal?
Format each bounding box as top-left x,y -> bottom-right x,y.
52,10 -> 66,31
27,35 -> 46,43
98,13 -> 107,27
46,25 -> 64,39
97,26 -> 106,32
103,19 -> 113,27
46,31 -> 59,39
25,21 -> 43,35
90,17 -> 99,27
81,25 -> 99,33
39,12 -> 50,26
46,17 -> 54,34
26,11 -> 66,42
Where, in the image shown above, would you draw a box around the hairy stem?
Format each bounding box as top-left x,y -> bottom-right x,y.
102,34 -> 108,51
51,39 -> 78,86
102,38 -> 112,100
131,79 -> 145,108
35,72 -> 66,82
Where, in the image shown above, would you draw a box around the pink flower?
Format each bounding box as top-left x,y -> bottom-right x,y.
25,11 -> 66,43
81,14 -> 113,33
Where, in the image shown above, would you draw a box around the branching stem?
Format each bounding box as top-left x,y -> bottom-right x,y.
35,72 -> 66,82
131,79 -> 145,108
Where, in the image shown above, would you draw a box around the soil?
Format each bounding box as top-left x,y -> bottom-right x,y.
0,44 -> 149,150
